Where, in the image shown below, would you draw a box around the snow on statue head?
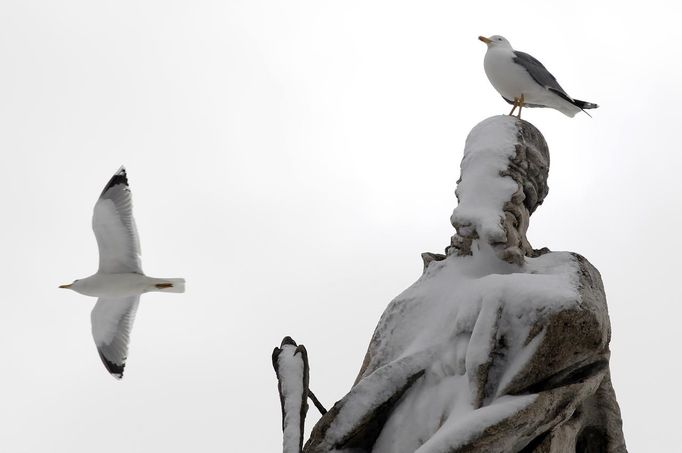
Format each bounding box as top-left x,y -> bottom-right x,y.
449,116 -> 549,265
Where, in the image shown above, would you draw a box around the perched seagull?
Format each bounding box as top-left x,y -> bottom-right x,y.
60,167 -> 185,379
478,35 -> 598,118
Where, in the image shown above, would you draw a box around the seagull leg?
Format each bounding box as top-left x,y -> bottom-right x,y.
516,94 -> 525,119
508,98 -> 519,116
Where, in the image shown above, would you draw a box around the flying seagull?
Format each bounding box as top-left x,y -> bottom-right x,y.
60,167 -> 185,379
479,35 -> 598,118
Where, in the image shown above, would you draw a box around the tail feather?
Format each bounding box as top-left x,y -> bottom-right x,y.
154,278 -> 185,293
572,99 -> 599,109
547,87 -> 598,117
569,99 -> 598,118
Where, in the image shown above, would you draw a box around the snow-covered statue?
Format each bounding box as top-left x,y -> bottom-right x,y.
274,116 -> 627,453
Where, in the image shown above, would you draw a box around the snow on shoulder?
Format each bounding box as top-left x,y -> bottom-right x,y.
321,246 -> 581,453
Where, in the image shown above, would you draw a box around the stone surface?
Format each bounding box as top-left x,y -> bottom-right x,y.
284,116 -> 626,453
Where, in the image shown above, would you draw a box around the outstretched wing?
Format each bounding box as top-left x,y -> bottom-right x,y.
513,51 -> 573,101
91,296 -> 140,379
92,166 -> 142,274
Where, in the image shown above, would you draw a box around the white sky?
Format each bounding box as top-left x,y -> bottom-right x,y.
0,1 -> 679,451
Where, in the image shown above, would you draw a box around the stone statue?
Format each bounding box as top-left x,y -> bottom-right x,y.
275,116 -> 626,453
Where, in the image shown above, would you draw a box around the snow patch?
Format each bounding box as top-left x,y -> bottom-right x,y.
277,344 -> 306,453
450,116 -> 520,243
415,394 -> 537,452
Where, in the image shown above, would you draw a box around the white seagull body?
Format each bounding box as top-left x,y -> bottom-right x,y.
479,35 -> 598,118
60,167 -> 184,379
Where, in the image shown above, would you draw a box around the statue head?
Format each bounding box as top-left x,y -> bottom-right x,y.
448,117 -> 550,265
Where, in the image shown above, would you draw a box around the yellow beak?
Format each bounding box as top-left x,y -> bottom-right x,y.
478,36 -> 492,44
59,284 -> 72,289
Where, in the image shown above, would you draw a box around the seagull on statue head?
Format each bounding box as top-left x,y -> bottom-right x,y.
479,35 -> 598,118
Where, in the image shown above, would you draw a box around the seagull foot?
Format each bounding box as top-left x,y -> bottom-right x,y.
516,94 -> 525,119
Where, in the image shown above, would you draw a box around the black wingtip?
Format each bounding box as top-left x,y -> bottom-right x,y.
98,350 -> 125,380
100,166 -> 129,197
571,99 -> 599,110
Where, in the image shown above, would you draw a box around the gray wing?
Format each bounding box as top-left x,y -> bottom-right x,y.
513,51 -> 574,102
91,296 -> 140,379
92,166 -> 142,274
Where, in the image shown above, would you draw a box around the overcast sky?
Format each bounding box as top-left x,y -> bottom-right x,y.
0,1 -> 679,451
